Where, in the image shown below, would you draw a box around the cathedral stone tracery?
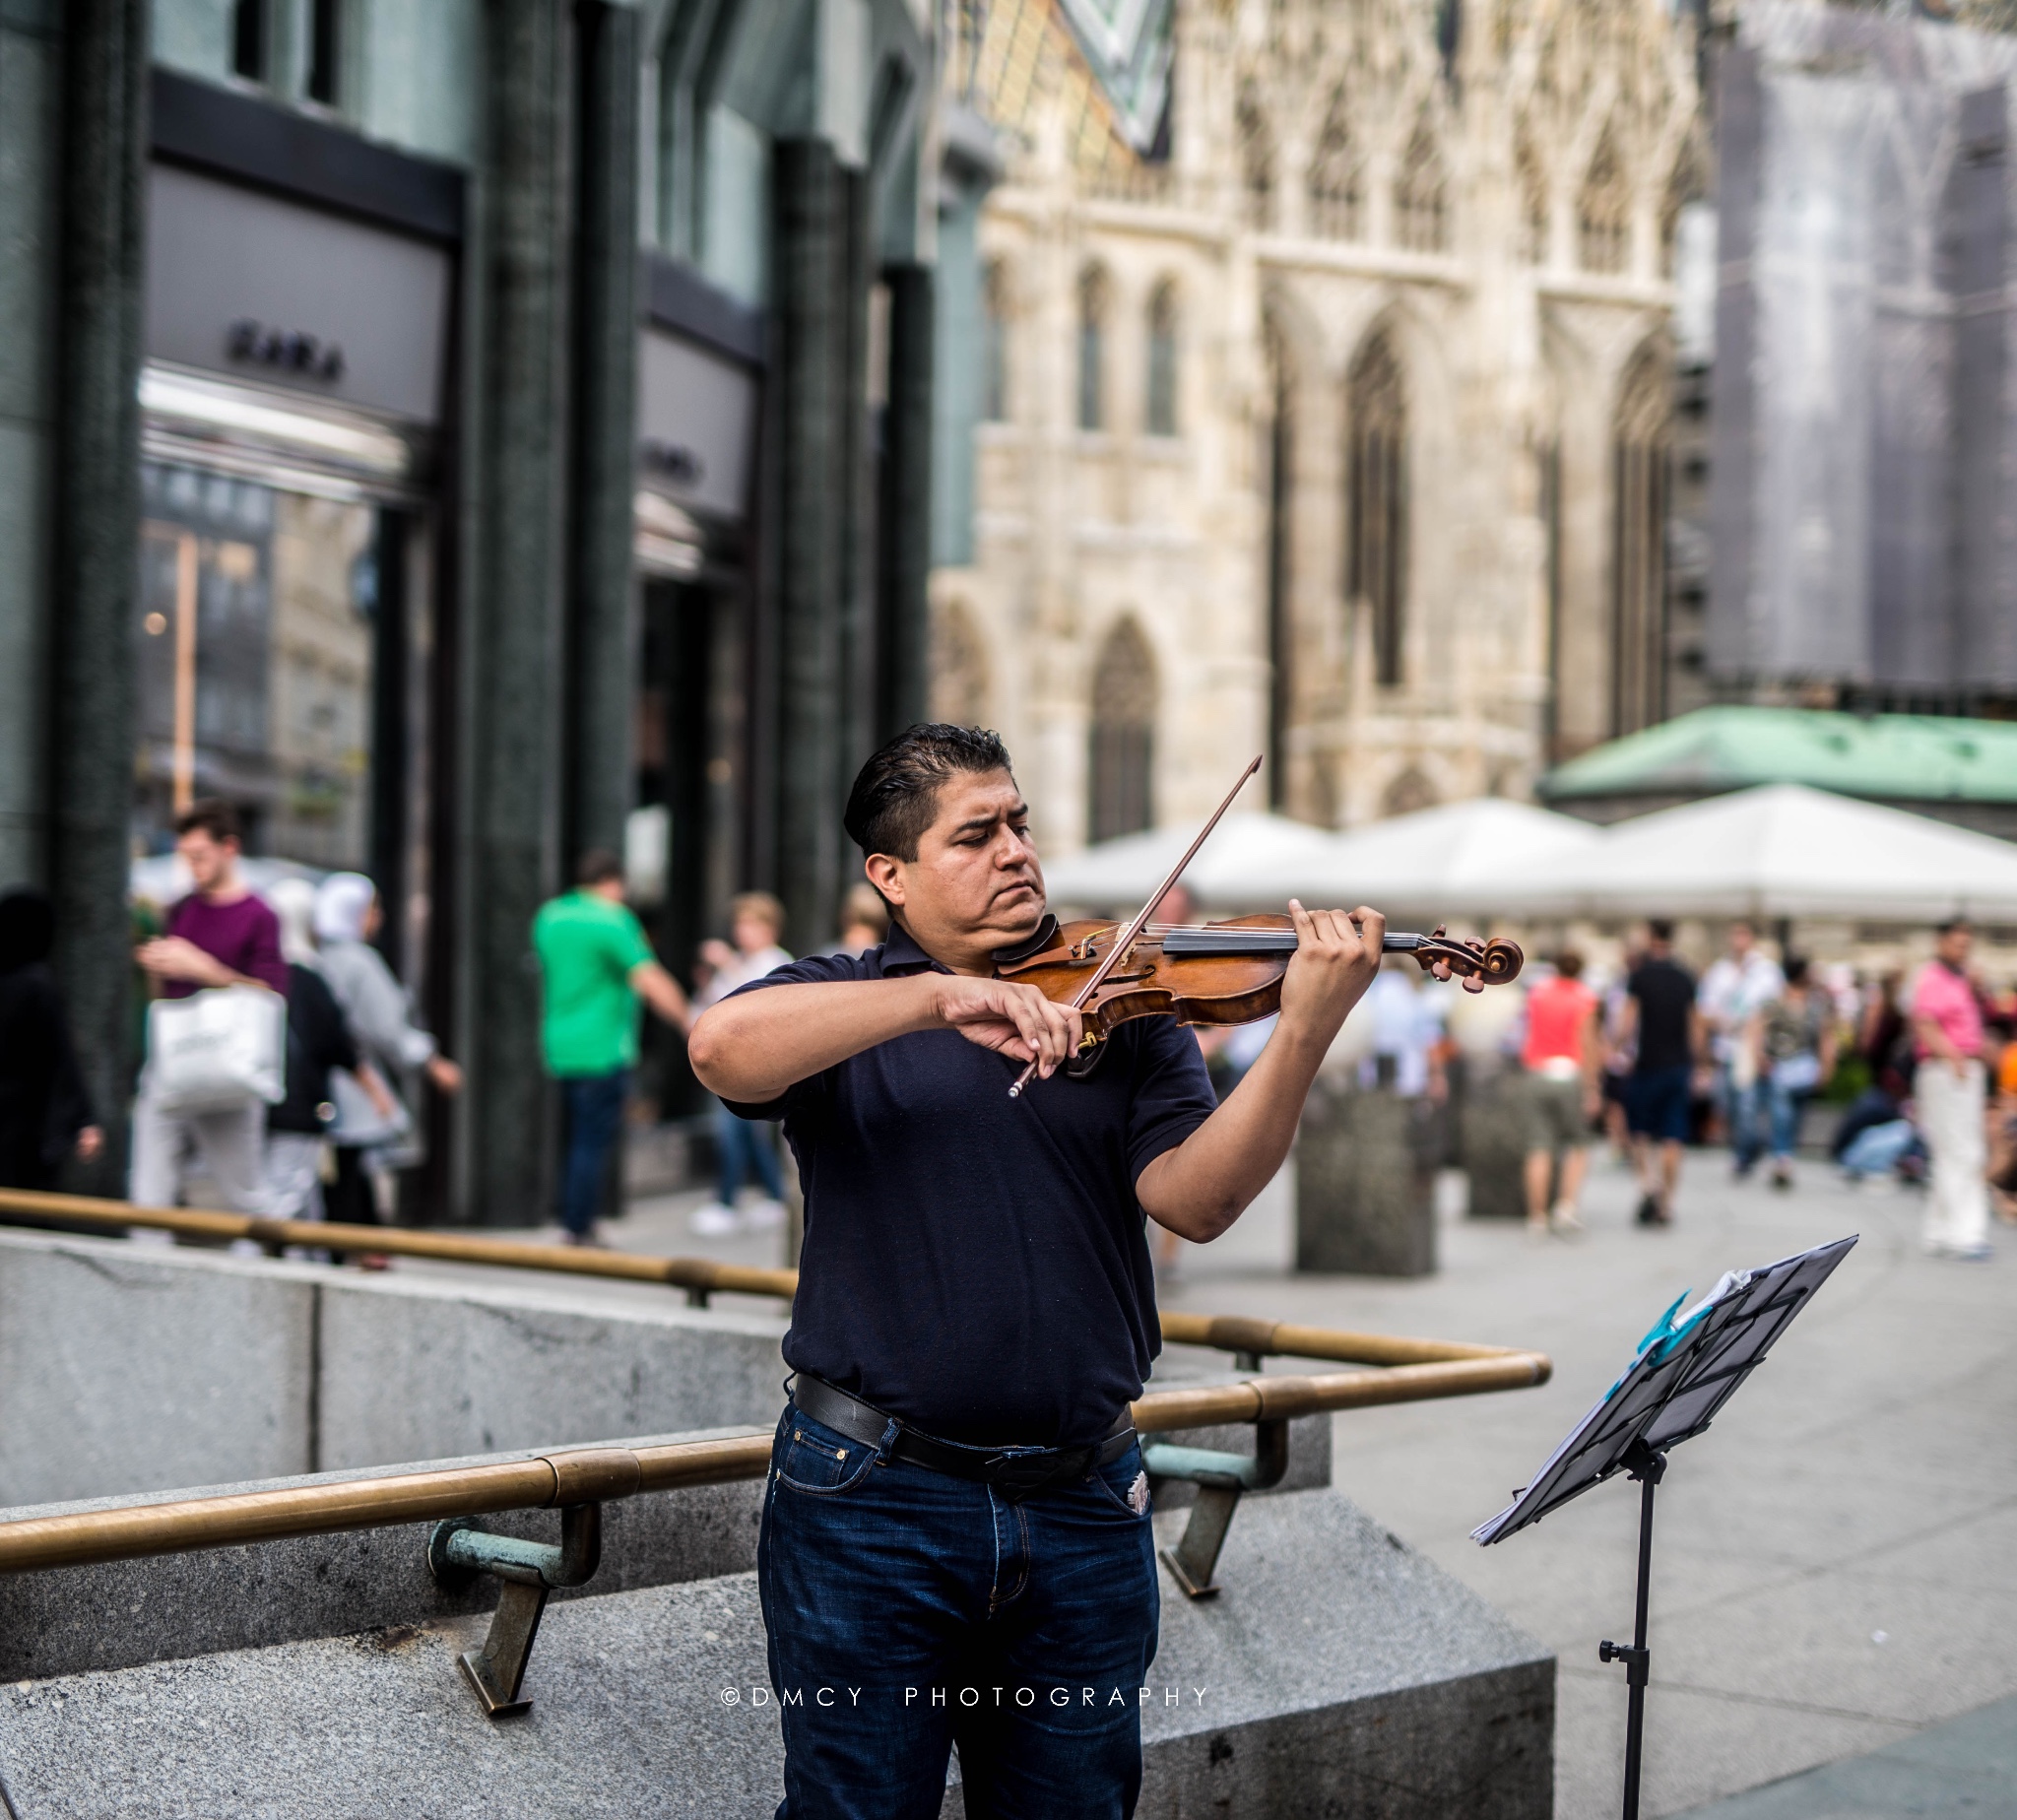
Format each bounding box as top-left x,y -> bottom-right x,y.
934,0 -> 1701,851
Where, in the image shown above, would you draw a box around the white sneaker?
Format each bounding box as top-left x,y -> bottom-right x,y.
744,1198 -> 788,1232
688,1202 -> 743,1237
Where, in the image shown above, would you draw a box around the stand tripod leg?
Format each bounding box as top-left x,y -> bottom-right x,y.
1598,1443 -> 1663,1820
1621,1466 -> 1657,1820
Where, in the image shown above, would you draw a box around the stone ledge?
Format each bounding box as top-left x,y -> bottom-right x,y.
0,1489 -> 1552,1820
0,1427 -> 768,1682
0,1226 -> 789,1506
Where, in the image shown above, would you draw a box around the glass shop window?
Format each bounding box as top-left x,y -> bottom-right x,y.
134,461 -> 381,869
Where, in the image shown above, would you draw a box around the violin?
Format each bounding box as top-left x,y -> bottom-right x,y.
1004,756 -> 1524,1098
1002,914 -> 1522,1054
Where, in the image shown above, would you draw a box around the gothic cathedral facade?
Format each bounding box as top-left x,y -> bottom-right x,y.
931,0 -> 1702,849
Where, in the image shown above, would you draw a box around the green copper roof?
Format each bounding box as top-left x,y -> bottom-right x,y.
1539,707 -> 2017,805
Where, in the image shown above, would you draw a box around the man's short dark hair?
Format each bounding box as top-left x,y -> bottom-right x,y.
844,724 -> 1014,861
174,798 -> 241,845
1555,949 -> 1585,980
1647,918 -> 1674,943
1937,916 -> 1972,937
1784,954 -> 1810,986
576,848 -> 624,886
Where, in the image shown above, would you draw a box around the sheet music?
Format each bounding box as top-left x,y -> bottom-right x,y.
1471,1235 -> 1857,1546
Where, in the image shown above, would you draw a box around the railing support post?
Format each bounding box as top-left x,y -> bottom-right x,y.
1143,1416 -> 1289,1598
426,1502 -> 603,1717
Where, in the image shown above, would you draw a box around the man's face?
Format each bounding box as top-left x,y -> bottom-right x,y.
1730,923 -> 1755,957
873,769 -> 1044,958
176,828 -> 235,894
1938,925 -> 1973,968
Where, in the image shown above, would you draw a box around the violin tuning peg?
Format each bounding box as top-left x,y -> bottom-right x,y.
1463,976 -> 1485,994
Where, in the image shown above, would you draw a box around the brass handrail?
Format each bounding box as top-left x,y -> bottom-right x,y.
0,1187 -> 797,1302
0,1353 -> 1549,1578
0,1188 -> 1547,1375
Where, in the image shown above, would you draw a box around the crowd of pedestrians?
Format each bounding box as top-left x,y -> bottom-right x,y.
5,795 -> 2012,1276
1510,914 -> 2016,1260
0,798 -> 820,1254
0,801 -> 469,1268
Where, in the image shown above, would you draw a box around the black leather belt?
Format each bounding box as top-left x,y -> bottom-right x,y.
788,1372 -> 1136,1499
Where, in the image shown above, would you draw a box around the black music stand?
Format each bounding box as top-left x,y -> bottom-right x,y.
1472,1235 -> 1858,1820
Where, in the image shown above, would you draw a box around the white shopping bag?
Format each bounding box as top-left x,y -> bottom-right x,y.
147,986 -> 289,1113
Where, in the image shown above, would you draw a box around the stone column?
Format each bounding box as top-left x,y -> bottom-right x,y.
878,263 -> 934,740
565,0 -> 640,866
465,0 -> 572,1224
769,139 -> 853,951
50,0 -> 148,1191
0,7 -> 63,891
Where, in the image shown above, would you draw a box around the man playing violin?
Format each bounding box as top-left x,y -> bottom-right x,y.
688,724 -> 1385,1820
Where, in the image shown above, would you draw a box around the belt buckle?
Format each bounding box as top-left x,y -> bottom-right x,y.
986,1450 -> 1056,1496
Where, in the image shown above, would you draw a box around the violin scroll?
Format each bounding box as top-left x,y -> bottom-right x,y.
1401,926 -> 1525,993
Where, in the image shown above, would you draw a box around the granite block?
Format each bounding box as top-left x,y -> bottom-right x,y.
313,1270 -> 787,1466
0,1488 -> 1552,1819
0,1428 -> 768,1681
1461,1067 -> 1533,1220
0,1227 -> 788,1504
0,1233 -> 315,1506
1296,1077 -> 1439,1275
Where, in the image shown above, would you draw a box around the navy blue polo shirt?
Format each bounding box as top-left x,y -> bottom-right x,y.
721,922 -> 1216,1448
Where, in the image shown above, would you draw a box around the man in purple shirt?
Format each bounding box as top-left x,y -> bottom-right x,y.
130,800 -> 287,1213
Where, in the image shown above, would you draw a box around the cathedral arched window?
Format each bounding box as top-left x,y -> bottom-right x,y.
1077,265 -> 1109,432
930,600 -> 991,728
1307,88 -> 1362,240
1395,119 -> 1449,253
982,259 -> 1009,422
1515,132 -> 1548,264
1089,618 -> 1157,841
1346,330 -> 1408,688
1579,130 -> 1629,275
1382,765 -> 1439,818
1145,282 -> 1179,437
1610,344 -> 1670,736
1237,84 -> 1274,230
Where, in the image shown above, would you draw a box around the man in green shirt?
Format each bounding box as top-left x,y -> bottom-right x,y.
532,850 -> 690,1244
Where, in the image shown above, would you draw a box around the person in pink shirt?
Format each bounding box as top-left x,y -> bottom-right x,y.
1912,918 -> 1990,1261
129,800 -> 286,1214
1521,951 -> 1601,1236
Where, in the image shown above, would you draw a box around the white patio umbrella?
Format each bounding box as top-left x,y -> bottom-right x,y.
1238,798 -> 1604,919
1522,783 -> 2017,921
1038,812 -> 1343,911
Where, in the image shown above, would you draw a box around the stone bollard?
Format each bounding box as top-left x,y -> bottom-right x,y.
1295,1072 -> 1437,1276
1460,1065 -> 1534,1219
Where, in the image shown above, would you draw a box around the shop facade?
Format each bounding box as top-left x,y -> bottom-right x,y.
1,0 -> 939,1223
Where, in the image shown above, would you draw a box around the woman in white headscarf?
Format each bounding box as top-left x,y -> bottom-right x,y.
312,873 -> 463,1229
261,877 -> 395,1228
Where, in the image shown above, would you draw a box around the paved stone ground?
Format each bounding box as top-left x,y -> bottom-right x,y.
1672,1690 -> 2017,1817
390,1148 -> 2017,1819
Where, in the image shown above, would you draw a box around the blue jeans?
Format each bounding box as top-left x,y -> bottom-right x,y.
715,1099 -> 784,1205
1760,1076 -> 1804,1162
1842,1119 -> 1919,1179
558,1070 -> 628,1236
1720,1064 -> 1767,1172
757,1401 -> 1160,1819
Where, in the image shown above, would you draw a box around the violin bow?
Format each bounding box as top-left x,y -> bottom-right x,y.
1008,753 -> 1264,1100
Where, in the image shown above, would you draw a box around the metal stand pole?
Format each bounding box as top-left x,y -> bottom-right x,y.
1599,1441 -> 1664,1820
